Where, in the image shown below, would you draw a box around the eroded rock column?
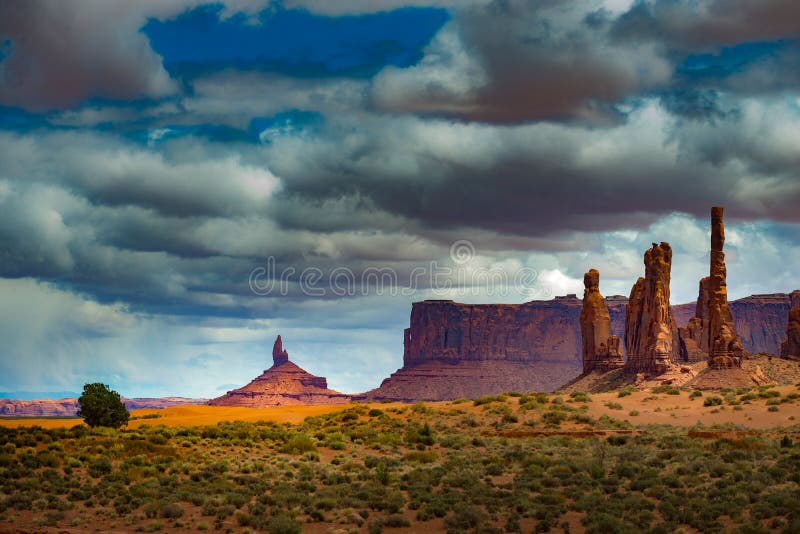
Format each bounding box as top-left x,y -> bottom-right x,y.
272,335 -> 289,366
624,242 -> 678,374
580,269 -> 624,373
707,207 -> 745,368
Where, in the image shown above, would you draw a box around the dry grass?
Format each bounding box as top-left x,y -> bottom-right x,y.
0,402 -> 411,430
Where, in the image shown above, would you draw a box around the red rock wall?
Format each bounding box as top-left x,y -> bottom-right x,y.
403,296 -> 586,366
403,293 -> 796,367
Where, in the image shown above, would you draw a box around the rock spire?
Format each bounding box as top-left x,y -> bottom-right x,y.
580,269 -> 624,373
273,335 -> 289,366
624,242 -> 678,374
706,207 -> 745,368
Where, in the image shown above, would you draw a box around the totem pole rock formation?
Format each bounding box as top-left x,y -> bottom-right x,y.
624,242 -> 678,374
580,269 -> 624,373
706,207 -> 745,368
273,335 -> 289,365
781,302 -> 800,359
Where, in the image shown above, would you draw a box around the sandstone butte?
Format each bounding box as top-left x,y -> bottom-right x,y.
623,242 -> 679,375
580,269 -> 623,373
208,336 -> 350,407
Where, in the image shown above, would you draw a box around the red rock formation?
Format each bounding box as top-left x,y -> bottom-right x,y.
730,294 -> 795,355
677,278 -> 709,363
624,242 -> 679,374
580,269 -> 624,373
706,207 -> 745,368
273,335 -> 289,365
402,296 -> 587,365
367,288 -> 799,401
209,336 -> 350,407
0,397 -> 206,417
781,306 -> 800,359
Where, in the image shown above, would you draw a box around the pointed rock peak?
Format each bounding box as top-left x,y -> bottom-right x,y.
273,335 -> 289,366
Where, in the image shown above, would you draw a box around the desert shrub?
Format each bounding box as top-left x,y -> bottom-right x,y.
473,395 -> 506,406
88,457 -> 112,477
653,385 -> 680,395
267,513 -> 300,534
570,392 -> 591,403
605,402 -> 623,410
704,396 -> 724,407
618,386 -> 636,398
445,503 -> 487,533
690,390 -> 703,399
160,502 -> 183,519
385,514 -> 411,527
280,435 -> 316,455
541,411 -> 566,427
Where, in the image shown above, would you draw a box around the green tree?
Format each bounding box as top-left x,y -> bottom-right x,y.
77,383 -> 130,428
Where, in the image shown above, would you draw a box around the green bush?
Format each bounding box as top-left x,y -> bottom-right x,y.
280,435 -> 316,454
704,396 -> 724,407
267,513 -> 300,534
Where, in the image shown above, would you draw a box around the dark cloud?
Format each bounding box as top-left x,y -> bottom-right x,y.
371,1 -> 671,123
265,106 -> 800,239
2,0 -> 800,397
611,0 -> 800,50
0,0 -> 180,111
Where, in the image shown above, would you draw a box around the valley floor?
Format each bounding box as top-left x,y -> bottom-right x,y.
2,385 -> 800,533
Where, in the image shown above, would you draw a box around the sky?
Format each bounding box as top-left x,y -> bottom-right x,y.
1,0 -> 800,399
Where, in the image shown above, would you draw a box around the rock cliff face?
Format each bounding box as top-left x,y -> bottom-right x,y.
402,296 -> 587,365
580,269 -> 624,373
781,306 -> 800,359
624,242 -> 678,374
0,397 -> 205,417
208,336 -> 350,407
730,294 -> 794,355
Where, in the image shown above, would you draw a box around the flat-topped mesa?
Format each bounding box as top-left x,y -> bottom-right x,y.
624,242 -> 678,375
580,269 -> 624,373
707,206 -> 745,368
272,335 -> 289,366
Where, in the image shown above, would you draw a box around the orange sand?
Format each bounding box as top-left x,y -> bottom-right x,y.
0,402 -> 405,429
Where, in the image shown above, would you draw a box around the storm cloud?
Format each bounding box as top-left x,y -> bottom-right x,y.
1,0 -> 799,397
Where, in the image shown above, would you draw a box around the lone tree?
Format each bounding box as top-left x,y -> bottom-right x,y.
77,383 -> 130,428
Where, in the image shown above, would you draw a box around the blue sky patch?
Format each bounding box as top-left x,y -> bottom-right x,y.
144,5 -> 449,79
677,40 -> 789,79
